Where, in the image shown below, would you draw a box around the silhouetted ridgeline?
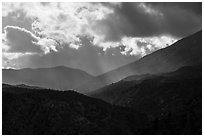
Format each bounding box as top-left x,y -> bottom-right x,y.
3,85 -> 150,135
90,65 -> 202,134
3,66 -> 202,135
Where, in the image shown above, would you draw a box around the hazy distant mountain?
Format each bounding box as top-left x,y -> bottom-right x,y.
77,30 -> 202,93
2,83 -> 43,91
2,66 -> 94,91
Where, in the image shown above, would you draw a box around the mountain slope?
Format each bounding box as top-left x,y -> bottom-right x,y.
2,66 -> 94,91
2,84 -> 149,135
3,64 -> 202,135
89,74 -> 154,103
90,65 -> 202,134
90,65 -> 201,104
78,30 -> 202,93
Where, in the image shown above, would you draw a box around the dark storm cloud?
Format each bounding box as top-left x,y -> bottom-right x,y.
148,2 -> 202,15
3,26 -> 43,53
100,2 -> 202,42
2,9 -> 33,32
146,2 -> 202,37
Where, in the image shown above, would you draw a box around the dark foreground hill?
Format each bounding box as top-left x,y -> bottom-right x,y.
77,30 -> 202,93
2,84 -> 150,135
3,64 -> 202,135
90,65 -> 202,134
2,66 -> 93,91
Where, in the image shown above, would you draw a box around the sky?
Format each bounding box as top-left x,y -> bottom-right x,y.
2,2 -> 202,75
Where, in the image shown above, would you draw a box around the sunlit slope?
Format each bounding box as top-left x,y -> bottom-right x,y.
78,30 -> 202,93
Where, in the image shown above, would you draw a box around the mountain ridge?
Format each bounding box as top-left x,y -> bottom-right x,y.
89,64 -> 202,134
77,30 -> 202,93
2,30 -> 202,94
3,83 -> 150,135
2,65 -> 94,92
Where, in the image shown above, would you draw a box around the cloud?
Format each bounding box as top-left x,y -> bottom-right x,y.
2,2 -> 181,55
3,2 -> 116,49
2,52 -> 34,69
2,8 -> 33,32
103,2 -> 201,39
148,2 -> 202,15
69,43 -> 80,49
3,26 -> 43,53
3,25 -> 61,54
96,35 -> 177,57
2,2 -> 202,72
37,38 -> 59,54
2,42 -> 137,75
87,2 -> 201,56
2,25 -> 60,68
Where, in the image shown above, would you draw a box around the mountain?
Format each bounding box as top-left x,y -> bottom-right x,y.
77,30 -> 202,93
88,74 -> 154,103
2,84 -> 150,135
90,65 -> 201,103
2,66 -> 94,92
90,65 -> 202,134
2,83 -> 43,91
3,65 -> 202,135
